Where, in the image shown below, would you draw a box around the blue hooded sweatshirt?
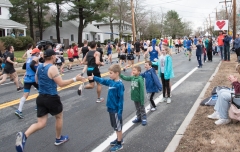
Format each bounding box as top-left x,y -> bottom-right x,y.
234,38 -> 240,49
140,68 -> 162,93
153,55 -> 174,80
93,76 -> 125,116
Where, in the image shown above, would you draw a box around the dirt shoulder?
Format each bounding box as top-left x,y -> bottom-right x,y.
176,54 -> 240,152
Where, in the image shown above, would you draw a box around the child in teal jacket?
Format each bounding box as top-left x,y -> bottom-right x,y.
153,46 -> 174,104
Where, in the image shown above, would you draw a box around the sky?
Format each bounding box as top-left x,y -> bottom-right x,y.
142,0 -> 231,31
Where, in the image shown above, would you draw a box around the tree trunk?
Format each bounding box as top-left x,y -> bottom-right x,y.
27,0 -> 34,40
56,2 -> 61,43
110,18 -> 114,41
37,3 -> 43,40
39,5 -> 43,40
78,7 -> 84,46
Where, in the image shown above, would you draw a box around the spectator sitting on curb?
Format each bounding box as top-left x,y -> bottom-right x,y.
208,64 -> 240,125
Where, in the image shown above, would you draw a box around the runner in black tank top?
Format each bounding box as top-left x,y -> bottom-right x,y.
80,40 -> 89,75
78,41 -> 105,103
81,47 -> 89,59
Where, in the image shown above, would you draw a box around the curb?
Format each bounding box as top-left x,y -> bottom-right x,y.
164,61 -> 222,152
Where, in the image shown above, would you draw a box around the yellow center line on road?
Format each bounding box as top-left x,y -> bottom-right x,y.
0,61 -> 145,110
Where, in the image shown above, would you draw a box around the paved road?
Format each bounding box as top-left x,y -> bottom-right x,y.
0,50 -> 220,152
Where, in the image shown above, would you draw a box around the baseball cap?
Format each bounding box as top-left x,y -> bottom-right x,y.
44,49 -> 56,57
121,41 -> 126,45
31,48 -> 40,54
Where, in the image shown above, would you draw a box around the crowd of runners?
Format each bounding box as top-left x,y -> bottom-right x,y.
0,31 -> 233,152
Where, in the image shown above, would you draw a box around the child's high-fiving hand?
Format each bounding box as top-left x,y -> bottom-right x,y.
88,73 -> 94,80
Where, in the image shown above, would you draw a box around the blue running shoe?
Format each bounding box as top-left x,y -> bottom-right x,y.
54,135 -> 69,146
110,144 -> 123,152
142,119 -> 147,126
15,110 -> 24,119
110,139 -> 124,146
132,118 -> 141,123
15,132 -> 27,152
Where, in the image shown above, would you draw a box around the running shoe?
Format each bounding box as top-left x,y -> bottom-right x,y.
54,135 -> 69,146
110,144 -> 123,152
132,118 -> 141,123
77,83 -> 84,96
17,87 -> 23,92
150,107 -> 156,112
142,119 -> 147,126
167,98 -> 172,104
96,97 -> 104,103
110,139 -> 124,146
35,106 -> 37,111
15,132 -> 27,152
15,110 -> 24,119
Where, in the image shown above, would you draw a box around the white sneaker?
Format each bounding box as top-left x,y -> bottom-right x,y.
96,97 -> 104,103
160,97 -> 167,103
215,118 -> 231,125
167,98 -> 171,104
207,111 -> 220,120
150,107 -> 156,111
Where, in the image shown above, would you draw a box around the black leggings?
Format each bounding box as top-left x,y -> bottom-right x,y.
161,73 -> 171,98
148,93 -> 156,108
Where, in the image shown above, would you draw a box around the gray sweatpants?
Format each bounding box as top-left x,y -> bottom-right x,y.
134,101 -> 147,120
214,89 -> 232,119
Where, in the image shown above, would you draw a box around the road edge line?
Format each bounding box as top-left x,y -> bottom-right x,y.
164,61 -> 222,152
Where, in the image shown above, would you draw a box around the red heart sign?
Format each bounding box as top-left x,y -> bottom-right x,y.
216,21 -> 226,30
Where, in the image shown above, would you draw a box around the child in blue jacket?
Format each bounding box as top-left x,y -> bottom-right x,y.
153,46 -> 174,104
140,61 -> 162,111
88,64 -> 125,152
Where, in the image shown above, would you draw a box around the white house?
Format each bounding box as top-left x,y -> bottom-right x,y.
0,0 -> 27,37
92,21 -> 133,41
42,20 -> 104,46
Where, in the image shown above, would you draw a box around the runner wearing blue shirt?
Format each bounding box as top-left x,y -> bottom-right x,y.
105,40 -> 113,64
194,36 -> 198,45
186,37 -> 193,61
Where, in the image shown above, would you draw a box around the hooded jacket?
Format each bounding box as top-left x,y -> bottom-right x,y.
140,68 -> 162,93
153,55 -> 174,80
120,75 -> 145,105
234,38 -> 240,49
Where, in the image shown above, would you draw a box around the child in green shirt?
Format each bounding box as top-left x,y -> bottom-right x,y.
120,65 -> 147,126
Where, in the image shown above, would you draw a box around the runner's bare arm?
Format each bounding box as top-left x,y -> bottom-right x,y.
95,52 -> 104,66
35,69 -> 38,84
81,53 -> 88,65
144,47 -> 150,56
49,66 -> 84,87
22,51 -> 27,59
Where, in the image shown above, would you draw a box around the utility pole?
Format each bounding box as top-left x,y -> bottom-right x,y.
216,8 -> 218,20
131,0 -> 136,43
233,0 -> 236,39
219,0 -> 232,20
209,14 -> 212,35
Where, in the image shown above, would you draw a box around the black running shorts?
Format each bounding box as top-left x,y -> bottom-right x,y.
87,67 -> 101,83
24,82 -> 38,93
136,48 -> 140,52
127,54 -> 134,60
36,94 -> 63,117
120,55 -> 126,60
68,58 -> 74,62
73,55 -> 79,59
109,112 -> 122,131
